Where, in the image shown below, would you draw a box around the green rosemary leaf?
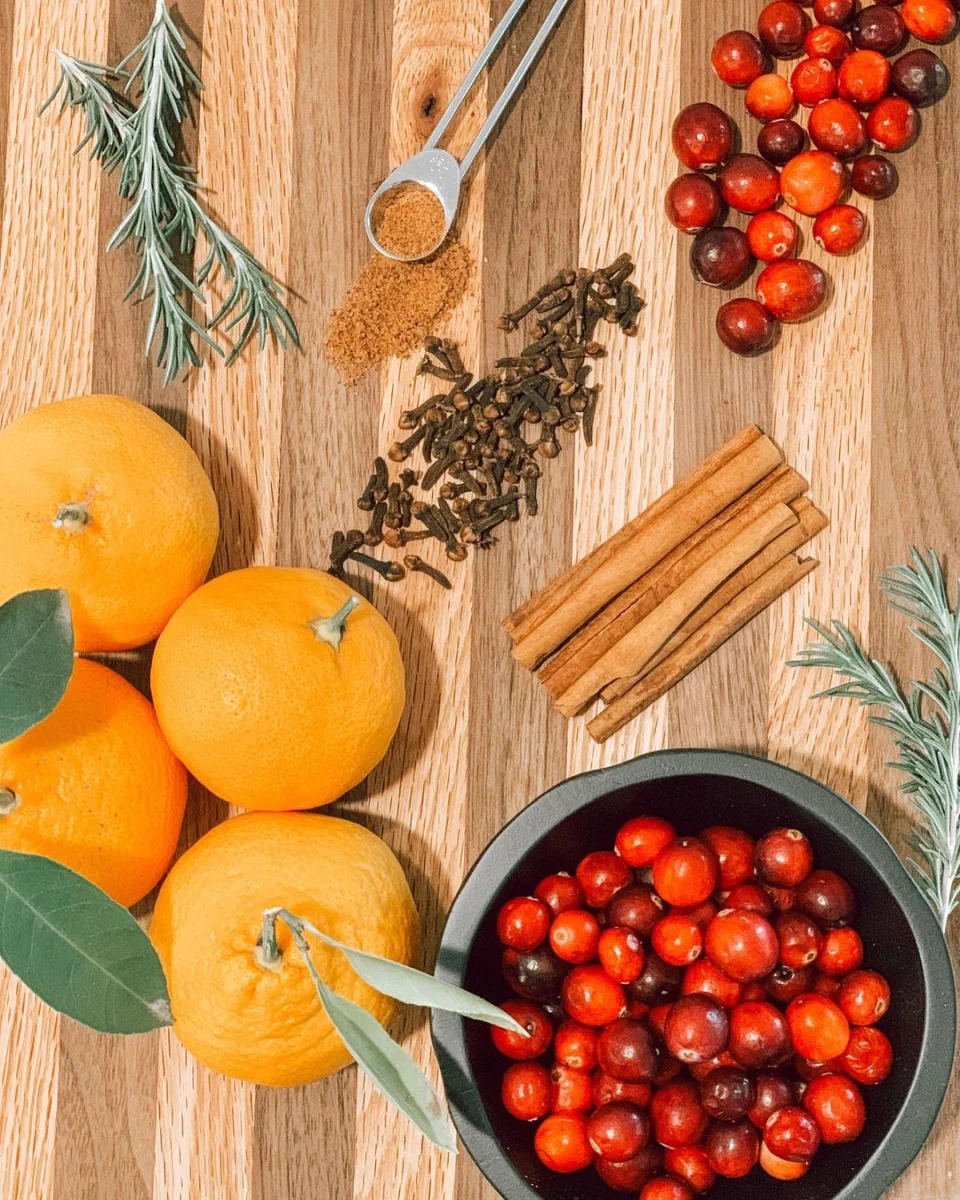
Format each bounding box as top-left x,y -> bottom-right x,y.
40,53 -> 132,171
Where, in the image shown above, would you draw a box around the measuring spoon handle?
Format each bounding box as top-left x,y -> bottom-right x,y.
459,0 -> 575,177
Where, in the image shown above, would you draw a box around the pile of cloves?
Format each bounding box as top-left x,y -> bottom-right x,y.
329,254 -> 642,588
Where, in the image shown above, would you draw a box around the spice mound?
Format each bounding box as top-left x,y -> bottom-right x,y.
325,241 -> 473,382
372,184 -> 447,259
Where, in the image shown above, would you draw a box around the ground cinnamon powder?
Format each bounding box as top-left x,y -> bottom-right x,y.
373,184 -> 446,259
325,239 -> 473,382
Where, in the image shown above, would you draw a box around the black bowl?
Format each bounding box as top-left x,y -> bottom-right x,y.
432,750 -> 956,1200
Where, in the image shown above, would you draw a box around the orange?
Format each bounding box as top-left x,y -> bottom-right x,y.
150,567 -> 405,811
0,658 -> 187,907
150,811 -> 419,1086
0,394 -> 219,652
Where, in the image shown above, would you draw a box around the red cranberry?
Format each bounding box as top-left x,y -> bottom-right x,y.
795,1053 -> 834,1082
663,1145 -> 716,1194
535,872 -> 584,916
748,1071 -> 796,1128
588,1101 -> 651,1161
653,838 -> 720,906
851,153 -> 899,197
673,899 -> 720,930
593,1072 -> 654,1109
818,927 -> 864,975
809,98 -> 869,156
814,202 -> 867,252
503,945 -> 568,1001
550,909 -> 601,964
712,30 -> 769,86
599,926 -> 646,983
852,3 -> 906,52
776,911 -> 823,968
554,1020 -> 599,1070
756,259 -> 828,322
764,1105 -> 822,1161
651,1080 -> 710,1148
491,1000 -> 553,1060
758,0 -> 813,56
577,850 -> 632,908
729,1000 -> 792,1068
653,914 -> 703,966
562,965 -> 626,1026
716,298 -> 778,355
748,73 -> 798,120
616,816 -> 676,867
806,23 -> 854,64
756,828 -> 815,886
683,958 -> 744,1008
791,56 -> 838,105
607,884 -> 666,936
901,0 -> 957,42
595,1145 -> 663,1192
795,869 -> 857,926
725,883 -> 776,916
706,909 -> 779,982
748,211 -> 799,263
803,1072 -> 866,1142
705,1118 -> 760,1178
778,150 -> 846,215
718,155 -> 781,214
814,0 -> 858,26
757,118 -> 807,165
649,1003 -> 672,1040
701,826 -> 757,890
672,104 -> 735,171
838,969 -> 891,1025
891,48 -> 948,105
630,952 -> 684,1005
598,1018 -> 662,1083
550,1063 -> 594,1112
838,48 -> 891,106
836,1025 -> 894,1084
665,994 -> 730,1064
760,1143 -> 809,1179
641,1179 -> 694,1200
867,95 -> 918,150
787,993 -> 851,1060
665,174 -> 724,234
497,896 -> 552,950
502,1062 -> 552,1120
700,1066 -> 757,1121
534,1111 -> 594,1173
766,964 -> 815,1004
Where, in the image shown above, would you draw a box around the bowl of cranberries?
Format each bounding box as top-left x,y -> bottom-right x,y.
432,750 -> 955,1200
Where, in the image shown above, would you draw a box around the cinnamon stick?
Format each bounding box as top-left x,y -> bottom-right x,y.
538,465 -> 807,699
512,434 -> 783,670
600,496 -> 828,702
555,501 -> 798,716
587,555 -> 819,743
502,425 -> 764,643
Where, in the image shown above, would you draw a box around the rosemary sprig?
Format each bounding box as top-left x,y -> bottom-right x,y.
43,0 -> 299,383
789,548 -> 960,931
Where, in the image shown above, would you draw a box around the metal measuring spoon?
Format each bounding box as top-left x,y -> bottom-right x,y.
364,0 -> 575,262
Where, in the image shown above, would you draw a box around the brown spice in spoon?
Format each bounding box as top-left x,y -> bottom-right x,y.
373,184 -> 447,259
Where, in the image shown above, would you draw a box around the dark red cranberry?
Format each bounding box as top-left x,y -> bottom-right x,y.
651,1080 -> 711,1148
705,1118 -> 761,1178
795,869 -> 857,926
712,30 -> 770,86
716,299 -> 778,355
595,1144 -> 663,1192
718,154 -> 782,214
758,118 -> 807,164
588,1101 -> 651,1162
576,850 -> 632,908
725,883 -> 776,916
764,1105 -> 822,1161
759,1 -> 813,56
776,911 -> 823,968
665,995 -> 730,1064
756,828 -> 814,887
748,1071 -> 796,1128
700,826 -> 757,890
598,1018 -> 662,1084
814,0 -> 858,26
502,945 -> 568,1001
672,103 -> 735,171
700,1067 -> 757,1121
629,951 -> 684,1005
892,48 -> 949,105
766,964 -> 815,1004
607,884 -> 666,937
665,174 -> 724,234
851,154 -> 899,198
729,1000 -> 792,1068
663,1145 -> 717,1194
852,4 -> 906,53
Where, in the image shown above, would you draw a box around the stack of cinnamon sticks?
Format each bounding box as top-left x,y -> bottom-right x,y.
503,426 -> 827,743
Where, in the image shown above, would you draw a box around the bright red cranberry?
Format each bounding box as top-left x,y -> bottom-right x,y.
588,1101 -> 650,1161
725,883 -> 776,915
729,1000 -> 792,1068
701,826 -> 757,889
747,73 -> 797,120
599,927 -> 647,983
534,1111 -> 594,1172
838,969 -> 890,1025
607,884 -> 666,936
497,895 -> 552,950
551,1063 -> 594,1112
760,1142 -> 809,1179
550,909 -> 601,964
616,817 -> 676,867
554,1020 -> 599,1070
836,1025 -> 894,1084
503,945 -> 568,1001
806,23 -> 853,64
758,118 -> 807,164
502,1062 -> 552,1120
748,1071 -> 796,1128
595,1144 -> 663,1192
795,869 -> 857,926
563,965 -> 626,1026
756,829 -> 815,887
747,210 -> 799,263
641,1179 -> 695,1200
901,0 -> 957,42
759,0 -> 812,55
651,1080 -> 711,1148
814,0 -> 858,26
852,3 -> 906,52
718,154 -> 782,214
764,1105 -> 822,1161
803,1072 -> 867,1142
683,959 -> 744,1008
787,993 -> 851,1060
791,56 -> 838,105
664,1145 -> 716,1194
756,259 -> 828,321
492,1000 -> 553,1060
712,30 -> 769,86
653,914 -> 703,966
838,48 -> 891,105
577,850 -> 632,908
535,872 -> 584,916
781,150 -> 847,215
706,909 -> 779,981
809,97 -> 869,156
818,927 -> 864,975
776,911 -> 822,968
665,995 -> 730,1064
867,95 -> 918,150
630,951 -> 684,1005
705,1118 -> 760,1178
766,964 -> 815,1004
672,104 -> 735,171
716,299 -> 778,355
598,1018 -> 662,1083
654,838 -> 720,906
593,1072 -> 654,1109
814,203 -> 866,252
891,48 -> 948,105
851,153 -> 899,197
700,1066 -> 756,1121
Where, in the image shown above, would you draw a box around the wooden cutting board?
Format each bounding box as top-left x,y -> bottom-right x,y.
0,0 -> 956,1197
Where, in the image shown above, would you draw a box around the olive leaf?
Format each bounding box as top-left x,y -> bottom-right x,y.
0,851 -> 173,1034
0,589 -> 74,743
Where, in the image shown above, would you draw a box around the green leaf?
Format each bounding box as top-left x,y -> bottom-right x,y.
0,851 -> 172,1033
0,589 -> 74,743
301,920 -> 525,1035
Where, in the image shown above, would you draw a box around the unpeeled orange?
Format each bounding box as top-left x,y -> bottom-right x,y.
150,566 -> 405,810
149,811 -> 419,1086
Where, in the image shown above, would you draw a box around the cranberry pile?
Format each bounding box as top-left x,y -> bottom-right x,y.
666,0 -> 954,355
491,816 -> 894,1196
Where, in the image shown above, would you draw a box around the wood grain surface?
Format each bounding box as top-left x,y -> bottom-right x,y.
0,0 -> 957,1197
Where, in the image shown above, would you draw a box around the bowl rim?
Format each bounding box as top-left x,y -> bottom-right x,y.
431,748 -> 957,1200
